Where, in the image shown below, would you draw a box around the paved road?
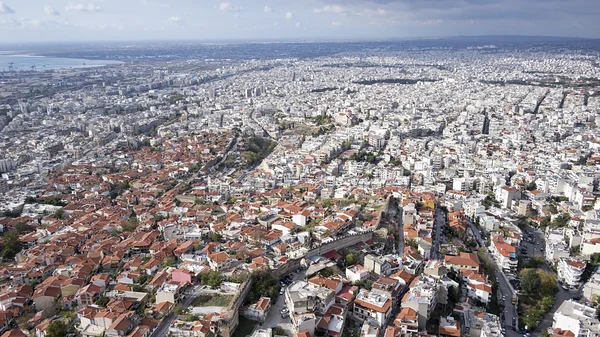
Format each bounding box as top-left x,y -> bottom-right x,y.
261,271 -> 305,335
466,219 -> 520,337
432,208 -> 444,259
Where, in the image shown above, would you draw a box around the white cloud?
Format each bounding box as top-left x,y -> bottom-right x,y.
218,2 -> 243,12
264,6 -> 272,13
167,16 -> 183,24
0,17 -> 71,30
65,4 -> 102,12
92,23 -> 124,30
331,21 -> 342,26
44,6 -> 60,16
0,2 -> 15,14
314,5 -> 345,14
273,21 -> 278,26
295,22 -> 300,28
285,12 -> 294,20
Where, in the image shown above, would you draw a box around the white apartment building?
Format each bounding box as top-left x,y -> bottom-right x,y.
553,300 -> 600,337
352,289 -> 393,327
546,228 -> 571,263
584,270 -> 600,301
401,275 -> 444,331
557,258 -> 586,288
285,281 -> 335,316
346,264 -> 370,283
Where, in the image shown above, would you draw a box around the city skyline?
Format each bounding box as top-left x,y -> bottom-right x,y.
0,0 -> 599,43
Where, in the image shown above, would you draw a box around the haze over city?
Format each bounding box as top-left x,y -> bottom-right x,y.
0,0 -> 599,42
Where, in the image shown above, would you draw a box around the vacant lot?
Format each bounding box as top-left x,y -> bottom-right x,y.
191,294 -> 234,307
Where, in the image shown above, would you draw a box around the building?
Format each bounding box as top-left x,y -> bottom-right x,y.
392,307 -> 418,335
439,316 -> 460,337
553,300 -> 600,336
557,258 -> 586,288
401,275 -> 445,331
489,237 -> 518,273
364,255 -> 391,276
345,264 -> 370,283
155,282 -> 183,304
583,270 -> 600,301
285,281 -> 334,316
243,297 -> 271,323
207,252 -> 230,271
444,252 -> 480,273
352,289 -> 393,327
495,186 -> 518,209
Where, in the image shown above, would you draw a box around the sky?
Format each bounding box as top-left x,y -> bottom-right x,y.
0,0 -> 599,43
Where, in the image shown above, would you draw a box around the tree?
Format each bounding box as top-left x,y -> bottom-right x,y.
345,252 -> 357,266
320,267 -> 335,277
526,182 -> 537,191
1,230 -> 22,260
246,270 -> 280,304
55,208 -> 65,219
96,296 -> 109,306
538,270 -> 558,297
15,222 -> 34,234
447,285 -> 459,304
46,320 -> 67,337
354,279 -> 373,291
209,232 -> 222,243
405,238 -> 418,249
199,271 -> 224,288
520,269 -> 542,295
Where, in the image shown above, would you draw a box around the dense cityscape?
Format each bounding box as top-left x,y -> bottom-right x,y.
0,36 -> 599,337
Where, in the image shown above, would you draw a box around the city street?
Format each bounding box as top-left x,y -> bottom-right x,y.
433,208 -> 445,260
261,270 -> 306,335
467,219 -> 520,337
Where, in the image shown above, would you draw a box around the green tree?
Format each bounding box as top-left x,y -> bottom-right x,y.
320,267 -> 335,277
345,252 -> 356,266
246,270 -> 280,304
199,271 -> 224,288
209,232 -> 222,243
526,182 -> 537,191
520,269 -> 541,295
15,222 -> 34,234
55,208 -> 65,219
1,230 -> 22,260
96,296 -> 110,306
46,320 -> 67,337
354,279 -> 373,291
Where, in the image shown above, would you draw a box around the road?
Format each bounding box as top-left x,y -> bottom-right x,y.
261,271 -> 305,335
466,218 -> 520,337
432,208 -> 445,259
149,285 -> 204,337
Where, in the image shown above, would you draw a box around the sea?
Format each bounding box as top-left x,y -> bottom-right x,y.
0,54 -> 122,71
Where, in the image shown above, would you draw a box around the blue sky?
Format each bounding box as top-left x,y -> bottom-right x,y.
0,0 -> 598,42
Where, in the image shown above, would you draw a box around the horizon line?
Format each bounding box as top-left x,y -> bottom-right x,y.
0,34 -> 598,47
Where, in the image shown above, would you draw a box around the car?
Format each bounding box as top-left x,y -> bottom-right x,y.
279,289 -> 285,295
281,308 -> 289,314
281,313 -> 288,319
